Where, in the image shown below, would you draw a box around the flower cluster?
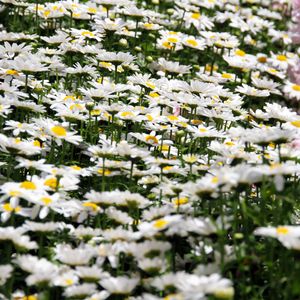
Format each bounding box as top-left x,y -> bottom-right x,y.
0,0 -> 299,299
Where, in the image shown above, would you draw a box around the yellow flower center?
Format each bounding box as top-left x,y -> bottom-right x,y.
71,165 -> 81,171
83,202 -> 99,211
63,95 -> 76,101
276,55 -> 287,61
292,84 -> 300,92
70,103 -> 84,110
120,111 -> 134,118
97,168 -> 112,176
145,135 -> 158,144
163,294 -> 182,300
235,49 -> 246,57
268,68 -> 278,74
91,109 -> 101,116
3,203 -> 13,212
40,197 -> 52,205
6,69 -> 19,76
162,41 -> 172,49
33,140 -> 41,147
146,81 -> 155,89
149,91 -> 159,98
191,12 -> 201,19
276,226 -> 289,235
269,142 -> 275,148
192,119 -> 202,125
22,295 -> 38,300
211,176 -> 219,184
173,197 -> 189,206
65,279 -> 74,285
153,219 -> 168,229
100,62 -> 112,68
146,114 -> 154,121
9,190 -> 21,197
44,178 -> 58,189
144,23 -> 154,29
43,10 -> 50,17
167,37 -> 179,43
186,39 -> 198,47
15,207 -> 21,213
205,64 -> 218,72
264,153 -> 271,159
163,165 -> 173,171
291,120 -> 300,127
159,144 -> 170,151
225,141 -> 235,146
168,115 -> 179,121
222,73 -> 233,79
184,155 -> 198,163
88,7 -> 97,13
51,126 -> 67,137
20,181 -> 37,190
3,203 -> 21,213
270,163 -> 281,169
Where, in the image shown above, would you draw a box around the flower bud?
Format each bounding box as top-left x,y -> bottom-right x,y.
146,56 -> 153,62
86,102 -> 95,111
213,287 -> 235,299
119,38 -> 128,47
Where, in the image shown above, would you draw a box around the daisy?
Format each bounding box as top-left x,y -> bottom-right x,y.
254,226 -> 300,250
184,11 -> 214,31
22,220 -> 65,233
100,276 -> 140,294
130,131 -> 164,147
53,270 -> 79,287
0,200 -> 27,222
4,120 -> 37,136
236,84 -> 270,97
95,18 -> 127,32
64,283 -> 98,298
14,255 -> 58,278
269,52 -> 295,70
76,266 -> 108,281
154,58 -> 191,75
55,243 -> 96,266
12,54 -> 48,73
34,118 -> 83,145
0,42 -> 32,59
0,227 -> 38,250
0,265 -> 13,285
283,81 -> 300,100
190,80 -> 222,96
182,35 -> 206,50
65,62 -> 97,78
96,51 -> 135,65
0,134 -> 42,156
251,76 -> 281,95
138,215 -> 182,237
